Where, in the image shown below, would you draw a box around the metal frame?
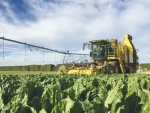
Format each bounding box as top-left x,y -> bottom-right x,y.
0,36 -> 89,55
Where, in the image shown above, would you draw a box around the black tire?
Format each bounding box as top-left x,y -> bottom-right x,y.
105,64 -> 110,74
124,67 -> 130,73
124,68 -> 127,73
127,68 -> 130,73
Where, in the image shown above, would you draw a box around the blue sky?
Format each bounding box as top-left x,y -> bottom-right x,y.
0,0 -> 150,66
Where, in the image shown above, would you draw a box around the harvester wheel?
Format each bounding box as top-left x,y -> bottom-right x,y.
123,68 -> 127,73
105,64 -> 110,74
126,68 -> 130,73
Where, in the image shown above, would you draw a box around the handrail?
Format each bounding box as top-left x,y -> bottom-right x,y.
108,47 -> 115,57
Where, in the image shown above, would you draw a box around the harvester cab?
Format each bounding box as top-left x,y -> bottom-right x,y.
90,40 -> 109,61
59,34 -> 139,75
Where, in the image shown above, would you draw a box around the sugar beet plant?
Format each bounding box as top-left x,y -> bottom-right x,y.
0,73 -> 150,113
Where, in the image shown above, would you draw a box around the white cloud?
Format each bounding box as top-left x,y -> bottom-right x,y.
0,0 -> 150,65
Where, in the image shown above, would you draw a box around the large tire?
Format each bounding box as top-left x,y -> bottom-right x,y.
105,64 -> 110,74
123,67 -> 130,73
126,67 -> 130,73
124,67 -> 127,73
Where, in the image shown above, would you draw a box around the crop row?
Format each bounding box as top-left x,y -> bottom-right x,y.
0,64 -> 72,71
0,74 -> 150,113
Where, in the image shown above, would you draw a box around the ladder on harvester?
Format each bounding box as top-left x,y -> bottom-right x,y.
108,47 -> 124,73
108,47 -> 116,57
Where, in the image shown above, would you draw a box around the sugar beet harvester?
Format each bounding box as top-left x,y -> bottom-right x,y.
59,34 -> 139,75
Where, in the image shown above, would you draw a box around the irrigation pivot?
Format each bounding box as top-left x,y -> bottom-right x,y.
0,36 -> 89,64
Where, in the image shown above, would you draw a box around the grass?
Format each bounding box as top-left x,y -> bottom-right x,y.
0,70 -> 149,76
140,63 -> 150,70
0,71 -> 58,75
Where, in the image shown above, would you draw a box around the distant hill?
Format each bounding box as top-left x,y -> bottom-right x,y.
140,63 -> 150,70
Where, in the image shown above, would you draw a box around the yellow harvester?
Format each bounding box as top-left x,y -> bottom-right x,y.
59,34 -> 139,75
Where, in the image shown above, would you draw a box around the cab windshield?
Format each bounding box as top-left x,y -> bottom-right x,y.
92,42 -> 107,60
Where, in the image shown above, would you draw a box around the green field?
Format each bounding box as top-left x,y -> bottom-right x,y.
0,71 -> 149,76
0,71 -> 58,75
140,63 -> 150,70
0,63 -> 72,72
0,73 -> 150,113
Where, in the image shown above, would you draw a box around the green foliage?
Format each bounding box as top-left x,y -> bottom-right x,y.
51,98 -> 82,113
0,66 -> 3,71
0,74 -> 150,113
55,63 -> 73,71
0,64 -> 55,71
12,66 -> 22,71
45,64 -> 55,71
0,66 -> 12,71
22,65 -> 30,71
40,64 -> 55,71
29,65 -> 36,71
140,63 -> 150,70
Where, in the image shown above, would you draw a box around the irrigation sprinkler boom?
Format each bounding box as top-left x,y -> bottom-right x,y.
0,36 -> 89,64
0,36 -> 88,55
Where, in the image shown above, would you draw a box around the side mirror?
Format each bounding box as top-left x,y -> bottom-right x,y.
83,43 -> 91,51
90,52 -> 92,57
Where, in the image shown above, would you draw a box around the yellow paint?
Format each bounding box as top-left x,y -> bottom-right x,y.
124,34 -> 135,51
67,69 -> 97,75
59,34 -> 138,75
